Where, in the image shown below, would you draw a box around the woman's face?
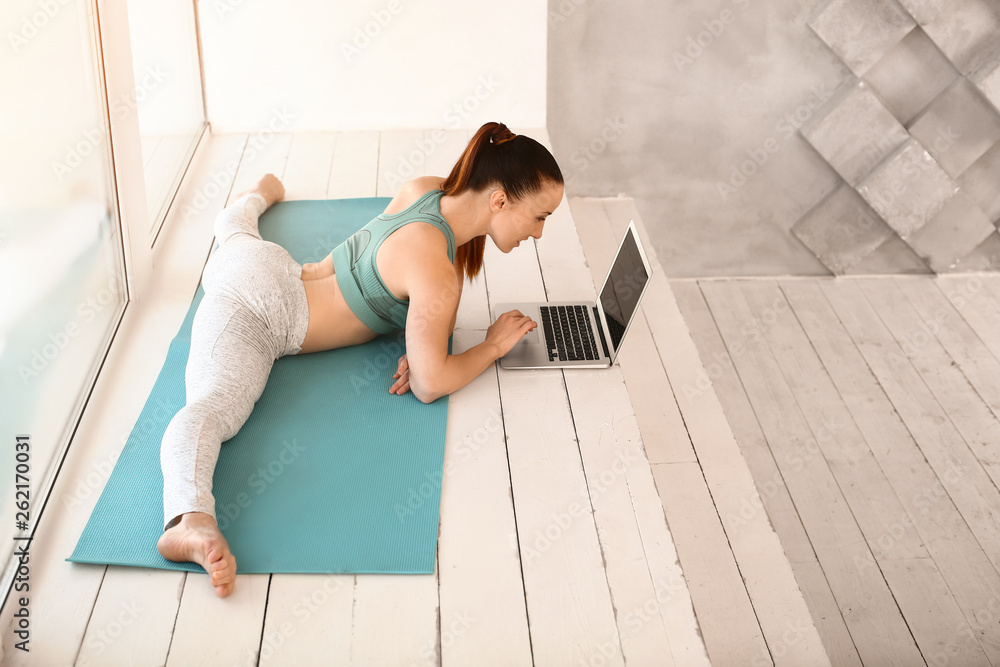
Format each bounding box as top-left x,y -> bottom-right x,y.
489,181 -> 564,253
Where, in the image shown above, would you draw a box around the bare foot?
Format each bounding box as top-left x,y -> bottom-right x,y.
234,173 -> 285,207
157,512 -> 238,598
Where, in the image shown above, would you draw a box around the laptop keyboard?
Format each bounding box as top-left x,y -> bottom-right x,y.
539,305 -> 601,362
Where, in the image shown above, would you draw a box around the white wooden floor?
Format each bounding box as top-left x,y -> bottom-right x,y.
669,271 -> 1000,666
1,128 -> 833,666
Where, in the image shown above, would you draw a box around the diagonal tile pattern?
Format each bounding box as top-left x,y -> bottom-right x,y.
807,0 -> 915,75
801,81 -> 909,186
857,139 -> 958,239
792,185 -> 896,273
905,191 -> 996,271
908,79 -> 1000,178
797,0 -> 1000,274
863,27 -> 958,126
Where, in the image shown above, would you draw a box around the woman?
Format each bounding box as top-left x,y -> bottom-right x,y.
156,122 -> 564,597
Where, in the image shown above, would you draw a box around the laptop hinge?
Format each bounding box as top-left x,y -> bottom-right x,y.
594,306 -> 611,360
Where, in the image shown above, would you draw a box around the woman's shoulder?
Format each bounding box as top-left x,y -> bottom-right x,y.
382,176 -> 446,215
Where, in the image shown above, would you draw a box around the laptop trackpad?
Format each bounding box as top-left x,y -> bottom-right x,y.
494,306 -> 540,345
517,327 -> 540,345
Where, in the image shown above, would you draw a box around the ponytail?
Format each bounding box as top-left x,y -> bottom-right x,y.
442,122 -> 563,279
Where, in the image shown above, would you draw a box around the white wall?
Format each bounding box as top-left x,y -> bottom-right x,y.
197,0 -> 547,132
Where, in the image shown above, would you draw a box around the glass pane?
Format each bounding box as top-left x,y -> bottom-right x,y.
0,0 -> 126,577
126,0 -> 205,239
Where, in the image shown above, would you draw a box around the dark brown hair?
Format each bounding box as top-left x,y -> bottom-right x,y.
441,122 -> 563,279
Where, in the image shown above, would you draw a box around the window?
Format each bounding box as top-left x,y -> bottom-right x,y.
0,0 -> 206,593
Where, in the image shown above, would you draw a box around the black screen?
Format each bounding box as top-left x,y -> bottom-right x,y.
599,229 -> 648,352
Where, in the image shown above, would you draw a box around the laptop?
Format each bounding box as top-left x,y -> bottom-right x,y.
494,219 -> 652,369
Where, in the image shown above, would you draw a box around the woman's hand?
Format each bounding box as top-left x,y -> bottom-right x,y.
389,354 -> 410,395
485,310 -> 537,359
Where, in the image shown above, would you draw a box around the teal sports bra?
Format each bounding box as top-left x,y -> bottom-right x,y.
331,189 -> 456,334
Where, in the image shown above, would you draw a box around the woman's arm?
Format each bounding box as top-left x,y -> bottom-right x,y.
302,253 -> 334,281
402,252 -> 534,404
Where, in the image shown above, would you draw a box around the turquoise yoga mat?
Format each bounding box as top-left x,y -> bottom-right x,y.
68,198 -> 449,574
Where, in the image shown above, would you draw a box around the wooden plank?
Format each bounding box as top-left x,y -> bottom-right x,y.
741,280 -> 928,562
860,278 -> 1000,479
483,214 -> 624,666
327,130 -> 379,199
455,271 -> 490,333
895,277 -> 1000,447
351,576 -> 439,666
938,275 -> 1000,364
652,462 -> 769,665
422,128 -> 469,178
225,132 -> 293,207
535,196 -> 704,665
673,280 -> 853,666
566,198 -> 695,463
437,330 -> 532,667
739,280 -> 994,663
820,279 -> 1000,571
781,279 -> 1000,662
376,129 -> 424,198
671,281 -> 817,565
0,134 -> 247,667
166,575 -> 270,666
257,575 -> 354,666
281,132 -> 337,201
701,280 -> 924,667
590,198 -> 828,666
74,568 -> 180,666
880,559 -> 990,665
789,561 -> 863,667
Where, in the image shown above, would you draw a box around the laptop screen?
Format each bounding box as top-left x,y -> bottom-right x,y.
599,227 -> 649,352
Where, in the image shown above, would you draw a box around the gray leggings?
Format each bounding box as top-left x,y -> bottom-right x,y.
160,193 -> 310,530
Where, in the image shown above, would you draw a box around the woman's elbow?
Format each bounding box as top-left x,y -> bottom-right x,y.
409,376 -> 446,404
